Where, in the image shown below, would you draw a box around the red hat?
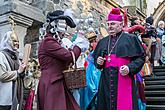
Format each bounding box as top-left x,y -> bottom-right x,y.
108,8 -> 122,22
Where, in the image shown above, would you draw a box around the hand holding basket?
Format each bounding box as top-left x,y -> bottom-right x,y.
63,51 -> 86,89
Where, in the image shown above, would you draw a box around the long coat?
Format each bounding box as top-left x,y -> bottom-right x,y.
37,33 -> 81,110
0,50 -> 18,105
93,32 -> 145,110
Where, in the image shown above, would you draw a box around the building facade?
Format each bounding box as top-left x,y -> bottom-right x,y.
0,0 -> 155,57
146,0 -> 165,26
0,0 -> 109,57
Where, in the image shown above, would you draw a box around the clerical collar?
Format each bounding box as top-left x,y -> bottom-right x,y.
110,31 -> 122,38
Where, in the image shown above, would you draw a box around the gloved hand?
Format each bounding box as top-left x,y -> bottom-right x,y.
62,38 -> 73,49
72,36 -> 89,53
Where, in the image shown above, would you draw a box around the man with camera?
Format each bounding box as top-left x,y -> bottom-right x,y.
141,16 -> 160,68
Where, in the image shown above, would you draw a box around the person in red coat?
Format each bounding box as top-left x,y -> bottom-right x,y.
37,10 -> 89,110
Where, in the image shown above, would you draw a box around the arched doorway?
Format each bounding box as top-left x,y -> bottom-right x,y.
152,0 -> 165,26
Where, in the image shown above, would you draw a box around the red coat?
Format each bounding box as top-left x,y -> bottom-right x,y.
37,33 -> 81,110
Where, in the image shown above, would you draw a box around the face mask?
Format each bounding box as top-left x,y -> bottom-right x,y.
50,20 -> 67,33
10,31 -> 19,51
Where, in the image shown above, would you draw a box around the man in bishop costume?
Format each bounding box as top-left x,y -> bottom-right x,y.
94,8 -> 145,110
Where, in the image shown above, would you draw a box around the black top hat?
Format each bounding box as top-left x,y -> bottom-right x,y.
46,10 -> 76,28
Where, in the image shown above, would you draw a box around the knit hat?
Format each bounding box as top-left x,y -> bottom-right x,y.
108,8 -> 122,22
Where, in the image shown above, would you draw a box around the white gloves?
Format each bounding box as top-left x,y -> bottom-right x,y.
62,38 -> 73,49
119,65 -> 129,76
72,35 -> 89,53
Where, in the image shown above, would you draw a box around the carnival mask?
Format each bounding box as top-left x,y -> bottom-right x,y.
9,31 -> 19,51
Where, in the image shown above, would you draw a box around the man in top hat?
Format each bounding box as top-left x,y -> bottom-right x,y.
93,8 -> 145,110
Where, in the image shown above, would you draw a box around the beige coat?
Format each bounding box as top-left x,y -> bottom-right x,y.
0,52 -> 17,105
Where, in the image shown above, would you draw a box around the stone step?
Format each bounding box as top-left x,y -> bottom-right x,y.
154,72 -> 165,76
145,90 -> 165,96
145,80 -> 165,85
146,105 -> 165,110
146,97 -> 165,102
154,69 -> 165,72
145,66 -> 165,110
145,85 -> 165,90
144,76 -> 165,81
154,66 -> 165,69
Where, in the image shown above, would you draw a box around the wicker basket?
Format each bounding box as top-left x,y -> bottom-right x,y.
63,51 -> 86,89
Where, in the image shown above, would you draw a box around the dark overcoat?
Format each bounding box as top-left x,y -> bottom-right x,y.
37,33 -> 81,110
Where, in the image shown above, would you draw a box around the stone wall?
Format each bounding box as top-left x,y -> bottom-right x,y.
146,0 -> 164,16
0,0 -> 109,57
0,0 -> 45,55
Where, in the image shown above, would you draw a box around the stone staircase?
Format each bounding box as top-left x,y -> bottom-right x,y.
144,66 -> 165,110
